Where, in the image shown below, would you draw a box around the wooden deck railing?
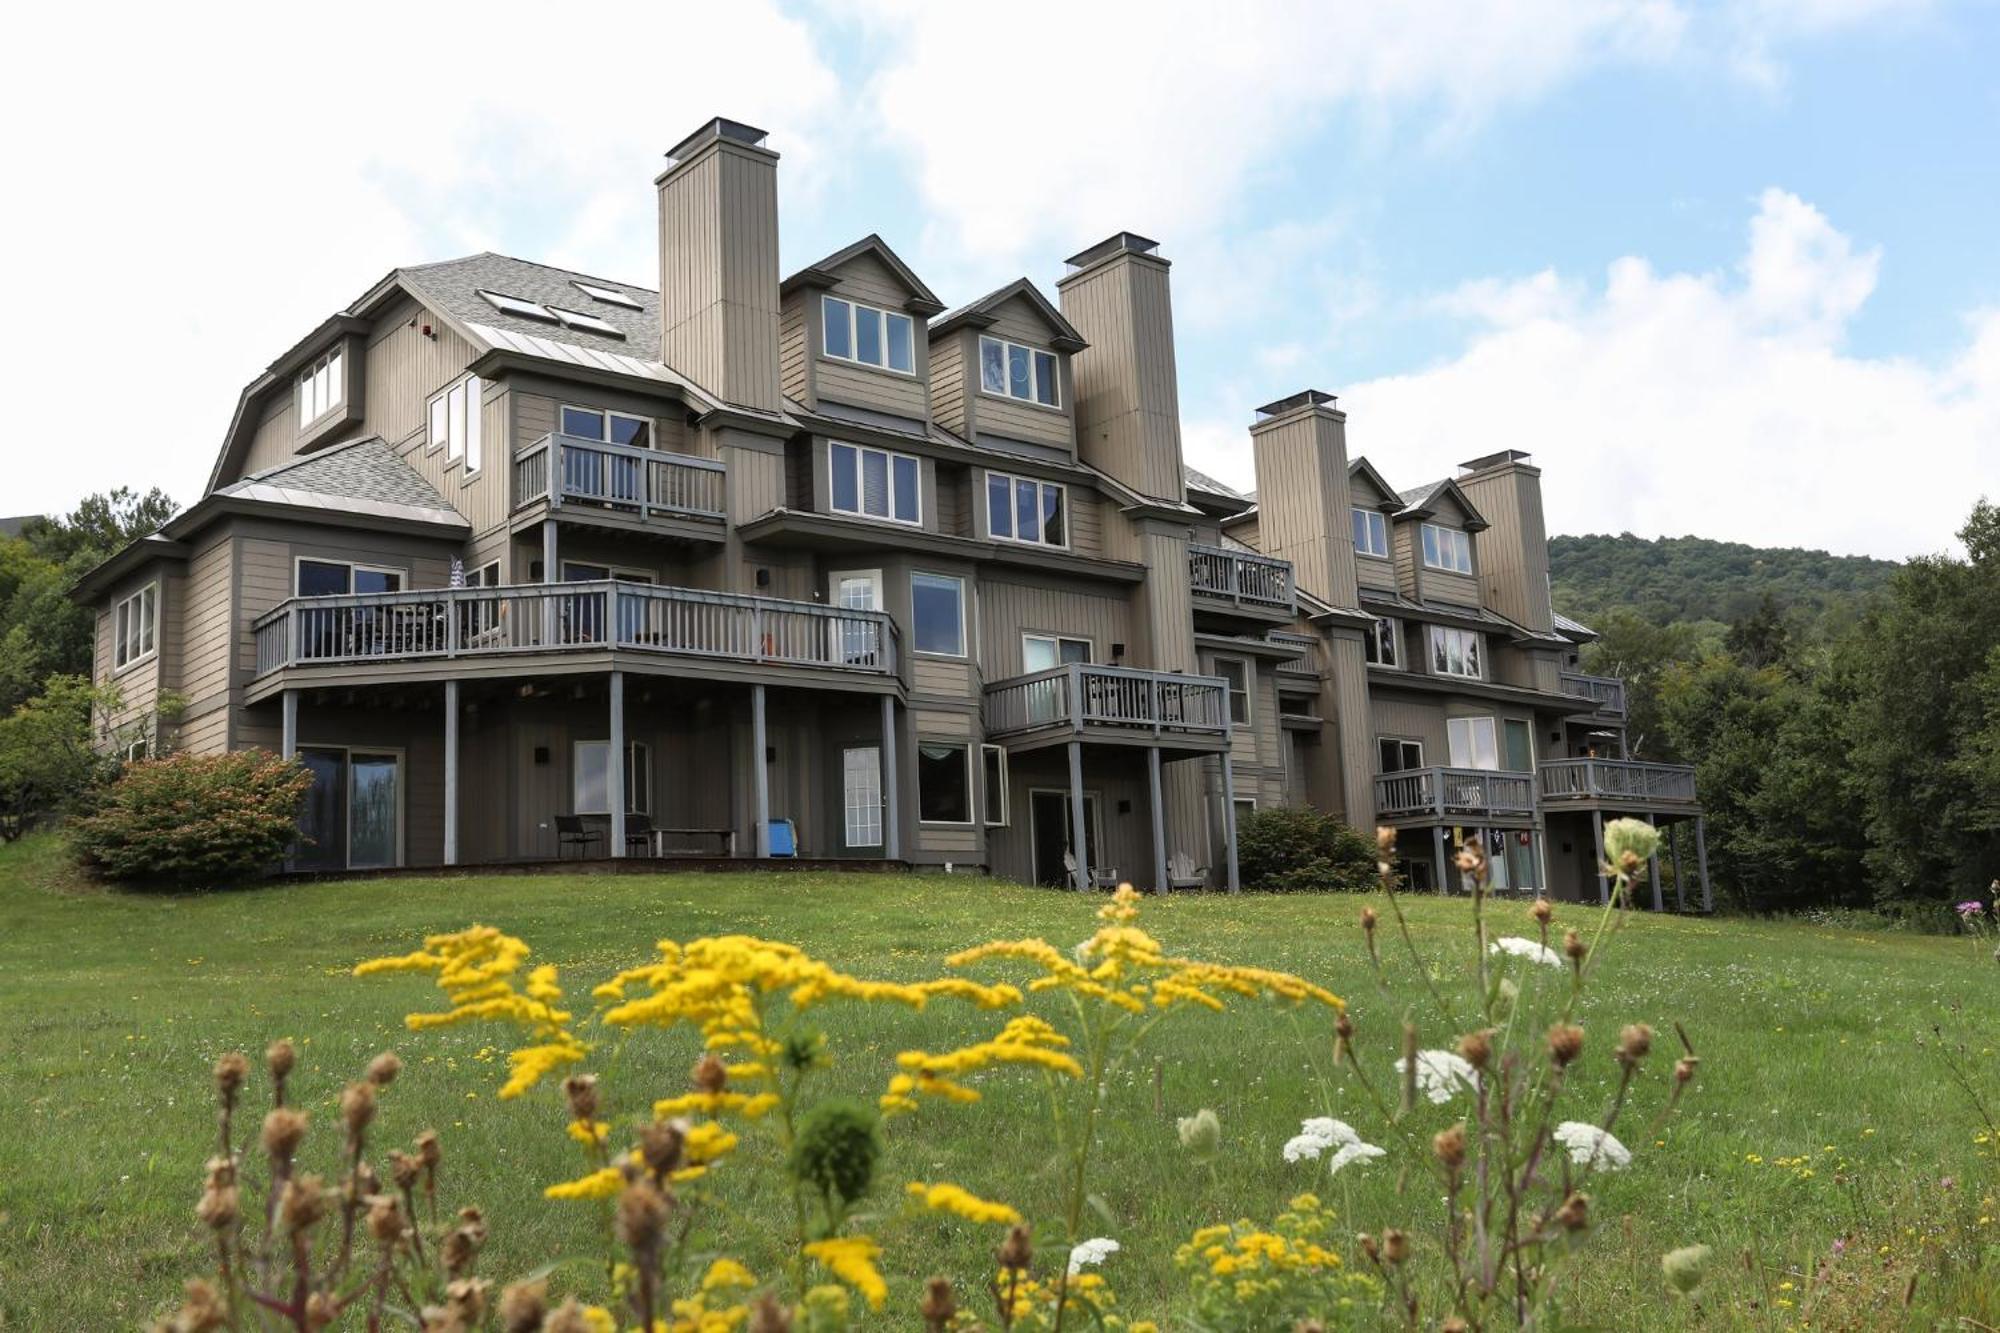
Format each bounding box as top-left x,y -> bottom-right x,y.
1374,767 -> 1539,818
254,582 -> 897,678
513,434 -> 726,520
1558,671 -> 1628,715
984,664 -> 1230,740
1271,631 -> 1321,677
1188,542 -> 1294,611
1539,758 -> 1697,804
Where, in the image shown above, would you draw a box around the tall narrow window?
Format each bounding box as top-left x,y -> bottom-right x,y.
430,376 -> 484,470
1364,617 -> 1400,668
298,347 -> 344,427
112,584 -> 157,669
829,442 -> 921,525
1351,507 -> 1389,558
977,335 -> 1061,406
1215,657 -> 1251,725
982,744 -> 1009,826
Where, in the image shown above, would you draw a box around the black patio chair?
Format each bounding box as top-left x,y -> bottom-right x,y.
555,814 -> 603,859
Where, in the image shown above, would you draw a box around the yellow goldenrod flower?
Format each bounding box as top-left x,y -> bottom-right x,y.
543,1166 -> 624,1201
699,1257 -> 757,1292
804,1235 -> 887,1310
905,1180 -> 1022,1225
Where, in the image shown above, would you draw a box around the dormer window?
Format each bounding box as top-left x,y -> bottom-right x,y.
1421,523 -> 1473,574
979,336 -> 1059,407
297,347 -> 345,428
822,296 -> 915,375
1352,507 -> 1388,558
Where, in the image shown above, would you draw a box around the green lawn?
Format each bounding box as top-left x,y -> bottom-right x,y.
4,834 -> 1998,1329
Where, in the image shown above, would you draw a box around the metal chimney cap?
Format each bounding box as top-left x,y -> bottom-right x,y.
666,117 -> 772,162
1253,389 -> 1337,419
1064,231 -> 1163,269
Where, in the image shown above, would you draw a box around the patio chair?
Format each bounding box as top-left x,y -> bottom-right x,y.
555,814 -> 603,859
1167,850 -> 1208,891
1061,851 -> 1121,892
624,811 -> 654,858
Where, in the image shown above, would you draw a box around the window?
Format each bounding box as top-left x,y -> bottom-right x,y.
296,560 -> 403,597
986,472 -> 1066,546
822,296 -> 916,375
978,335 -> 1060,406
573,740 -> 650,814
428,375 -> 484,471
1447,717 -> 1500,771
842,746 -> 882,847
560,405 -> 652,448
982,744 -> 1009,827
1022,634 -> 1090,672
1364,617 -> 1400,668
123,734 -> 151,763
1352,507 -> 1388,558
464,561 -> 501,587
1377,738 -> 1425,772
829,442 -> 920,525
1421,523 -> 1473,574
1215,657 -> 1251,725
911,572 -> 965,657
1233,797 -> 1258,825
297,347 -> 344,427
918,741 -> 972,824
1429,626 -> 1483,678
112,584 -> 156,669
1502,718 -> 1535,772
572,281 -> 643,310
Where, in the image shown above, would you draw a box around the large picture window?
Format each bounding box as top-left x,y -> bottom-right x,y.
830,442 -> 921,525
296,559 -> 403,597
1352,507 -> 1388,558
822,296 -> 916,375
1429,626 -> 1483,679
1378,737 -> 1424,772
917,741 -> 972,824
978,335 -> 1060,407
559,404 -> 652,448
911,572 -> 966,657
986,472 -> 1066,546
112,584 -> 157,669
1421,523 -> 1473,574
573,741 -> 651,814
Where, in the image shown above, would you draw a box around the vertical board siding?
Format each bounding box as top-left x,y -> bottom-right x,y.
1247,408 -> 1358,608
1455,466 -> 1554,632
1057,257 -> 1183,500
977,576 -> 1135,678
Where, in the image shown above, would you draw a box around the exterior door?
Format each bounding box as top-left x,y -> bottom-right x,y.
347,752 -> 402,869
829,570 -> 883,667
295,748 -> 347,871
842,746 -> 883,850
1502,719 -> 1535,773
1030,789 -> 1100,887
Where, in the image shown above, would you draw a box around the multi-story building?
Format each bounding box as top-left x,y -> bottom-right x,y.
76,117 -> 1708,906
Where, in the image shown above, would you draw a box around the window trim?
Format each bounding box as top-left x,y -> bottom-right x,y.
981,743 -> 1009,828
1376,736 -> 1426,773
1447,716 -> 1500,772
1021,632 -> 1092,673
842,744 -> 884,848
123,734 -> 151,763
297,346 -> 345,429
558,404 -> 654,448
560,561 -> 654,584
910,571 -> 967,659
1364,616 -> 1401,669
985,471 -> 1069,548
1428,625 -> 1484,679
821,294 -> 917,376
293,557 -> 408,598
427,374 -> 484,472
1421,522 -> 1474,575
916,738 -> 975,827
828,440 -> 923,527
977,334 -> 1062,408
112,582 -> 158,673
1352,506 -> 1389,559
1214,654 -> 1252,727
464,561 -> 502,588
572,739 -> 652,816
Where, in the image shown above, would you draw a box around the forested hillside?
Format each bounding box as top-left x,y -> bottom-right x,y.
1548,533 -> 1901,627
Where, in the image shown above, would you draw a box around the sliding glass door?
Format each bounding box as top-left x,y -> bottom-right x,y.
294,747 -> 402,870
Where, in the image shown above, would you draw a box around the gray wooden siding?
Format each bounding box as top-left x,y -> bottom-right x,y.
977,574 -> 1135,678
1057,256 -> 1181,498
1356,556 -> 1397,591
655,143 -> 781,411
780,295 -> 809,406
970,296 -> 1075,451
1455,466 -> 1553,632
929,329 -> 968,436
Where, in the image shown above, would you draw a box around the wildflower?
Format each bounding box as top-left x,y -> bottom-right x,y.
920,1276 -> 957,1332
279,1174 -> 329,1234
213,1052 -> 249,1104
1531,897 -> 1554,927
1394,1049 -> 1477,1103
1457,1029 -> 1493,1071
1433,1123 -> 1467,1171
906,1181 -> 1022,1226
1956,900 -> 1984,918
1547,1023 -> 1585,1068
267,1038 -> 296,1084
1177,1107 -> 1222,1160
564,1074 -> 599,1121
262,1107 -> 308,1164
544,1167 -> 625,1201
1283,1116 -> 1360,1162
1069,1236 -> 1120,1275
1603,817 -> 1660,871
1553,1122 -> 1631,1170
998,1224 -> 1034,1272
366,1193 -> 405,1243
1328,1140 -> 1387,1174
804,1235 -> 888,1311
1617,1024 -> 1653,1066
1555,1192 -> 1590,1231
195,1158 -> 238,1231
615,1179 -> 669,1255
747,1293 -> 793,1333
1489,936 -> 1563,969
497,1280 -> 547,1333
366,1051 -> 403,1087
700,1258 -> 758,1292
1382,1229 -> 1411,1264
1563,929 -> 1587,967
543,1300 -> 615,1333
340,1081 -> 377,1140
164,1278 -> 228,1333
442,1207 -> 487,1276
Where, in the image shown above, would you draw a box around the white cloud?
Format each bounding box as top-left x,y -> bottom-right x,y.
0,0 -> 841,516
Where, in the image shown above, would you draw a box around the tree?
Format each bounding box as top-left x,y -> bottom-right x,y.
1724,592 -> 1791,670
0,675 -> 121,841
19,486 -> 177,565
1578,609 -> 1712,760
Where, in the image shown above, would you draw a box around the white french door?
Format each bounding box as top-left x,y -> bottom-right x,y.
842,746 -> 883,849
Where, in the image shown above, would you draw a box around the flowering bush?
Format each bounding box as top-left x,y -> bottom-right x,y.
71,750 -> 312,886
1236,805 -> 1377,893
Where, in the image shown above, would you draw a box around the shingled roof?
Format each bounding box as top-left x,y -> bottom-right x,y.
216,437 -> 466,528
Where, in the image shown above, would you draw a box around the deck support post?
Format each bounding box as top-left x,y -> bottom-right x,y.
1670,821 -> 1685,912
753,684 -> 770,858
879,694 -> 900,863
1067,740 -> 1088,891
1592,809 -> 1609,904
1147,745 -> 1166,895
608,671 -> 625,859
1220,753 -> 1241,894
280,688 -> 297,761
541,522 -> 559,646
443,680 -> 459,867
1645,813 -> 1663,911
1695,816 -> 1713,912
1432,825 -> 1448,895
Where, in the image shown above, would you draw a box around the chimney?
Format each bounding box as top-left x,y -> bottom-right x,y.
1248,390 -> 1360,609
656,117 -> 782,412
1454,450 -> 1553,632
1056,233 -> 1186,503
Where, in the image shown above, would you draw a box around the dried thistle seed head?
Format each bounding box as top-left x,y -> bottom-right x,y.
279,1174 -> 329,1234
172,1278 -> 229,1332
1433,1123 -> 1467,1170
693,1053 -> 729,1093
195,1178 -> 239,1231
1295,1321 -> 1328,1333
366,1051 -> 402,1088
340,1081 -> 377,1139
1336,1010 -> 1355,1043
747,1293 -> 794,1333
1675,1055 -> 1699,1085
441,1221 -> 483,1277
262,1107 -> 308,1163
388,1149 -> 421,1190
1618,1024 -> 1654,1066
445,1278 -> 490,1322
1556,1191 -> 1590,1231
1360,906 -> 1378,935
1375,826 -> 1398,857
615,1179 -> 670,1253
1563,929 -> 1587,965
1531,897 -> 1554,926
920,1275 -> 957,1328
1382,1228 -> 1411,1265
415,1129 -> 442,1171
213,1052 -> 249,1104
563,1073 -> 599,1122
997,1223 -> 1034,1272
351,1159 -> 379,1199
1457,1028 -> 1492,1071
641,1119 -> 687,1177
1358,1232 -> 1379,1263
366,1193 -> 405,1243
1454,842 -> 1486,877
543,1300 -> 600,1333
497,1280 -> 547,1333
266,1039 -> 296,1083
1547,1023 -> 1586,1068
303,1290 -> 338,1331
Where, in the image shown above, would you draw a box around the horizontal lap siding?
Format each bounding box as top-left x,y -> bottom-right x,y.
816,358 -> 926,420
1356,557 -> 1396,592
780,297 -> 808,405
929,333 -> 968,436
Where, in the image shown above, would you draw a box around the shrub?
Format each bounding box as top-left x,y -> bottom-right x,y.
1236,805 -> 1376,892
0,674 -> 122,841
69,749 -> 311,886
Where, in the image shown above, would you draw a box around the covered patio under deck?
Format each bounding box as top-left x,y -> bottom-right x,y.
1540,758 -> 1711,911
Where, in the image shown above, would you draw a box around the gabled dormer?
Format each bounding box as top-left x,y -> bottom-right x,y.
1346,456 -> 1402,593
928,279 -> 1086,459
780,234 -> 944,428
1392,476 -> 1488,606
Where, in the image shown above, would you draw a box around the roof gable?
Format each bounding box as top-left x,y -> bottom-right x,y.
1347,457 -> 1399,509
1395,476 -> 1489,531
781,234 -> 944,315
930,278 -> 1086,351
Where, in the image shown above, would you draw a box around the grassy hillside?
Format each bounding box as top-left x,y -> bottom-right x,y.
1549,532 -> 1900,627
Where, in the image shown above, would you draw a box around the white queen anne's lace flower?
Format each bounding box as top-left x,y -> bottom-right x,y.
1282,1116 -> 1360,1162
1489,936 -> 1564,969
1395,1049 -> 1479,1104
1552,1121 -> 1631,1170
1068,1237 -> 1119,1275
1328,1140 -> 1387,1174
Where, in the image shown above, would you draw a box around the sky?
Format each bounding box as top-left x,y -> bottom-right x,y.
1,0 -> 1993,560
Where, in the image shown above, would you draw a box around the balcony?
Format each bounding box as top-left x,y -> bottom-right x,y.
1539,758 -> 1697,806
1188,543 -> 1294,618
1375,767 -> 1538,821
983,663 -> 1231,752
1271,631 -> 1321,680
514,434 -> 726,526
1558,670 -> 1627,717
252,581 -> 898,682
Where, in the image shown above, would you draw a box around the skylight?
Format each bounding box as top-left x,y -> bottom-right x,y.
572,281 -> 643,310
477,289 -> 557,322
549,306 -> 627,338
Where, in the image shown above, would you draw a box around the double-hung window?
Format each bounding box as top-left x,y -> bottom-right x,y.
1447,717 -> 1500,771
978,335 -> 1059,407
1215,657 -> 1251,725
1352,507 -> 1388,558
1364,617 -> 1400,668
986,472 -> 1066,546
1421,523 -> 1473,574
829,442 -> 920,525
573,740 -> 651,814
1429,626 -> 1483,679
298,347 -> 344,427
427,375 -> 485,472
918,741 -> 972,824
112,584 -> 157,669
911,572 -> 966,657
822,296 -> 916,374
